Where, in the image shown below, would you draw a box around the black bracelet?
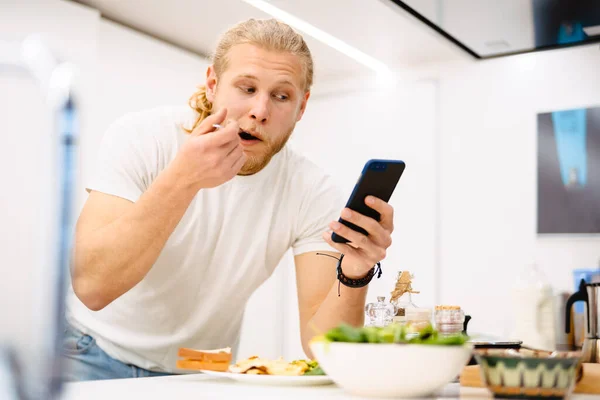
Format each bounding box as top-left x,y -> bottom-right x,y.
317,253 -> 383,296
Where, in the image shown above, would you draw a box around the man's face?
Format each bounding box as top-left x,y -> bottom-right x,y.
205,43 -> 310,175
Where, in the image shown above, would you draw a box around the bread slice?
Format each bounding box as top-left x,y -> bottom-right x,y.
176,347 -> 232,372
176,359 -> 229,372
177,347 -> 232,363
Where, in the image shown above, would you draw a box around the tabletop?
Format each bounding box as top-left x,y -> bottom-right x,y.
60,373 -> 596,400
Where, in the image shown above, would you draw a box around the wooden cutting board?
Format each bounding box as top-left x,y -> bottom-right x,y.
460,363 -> 600,394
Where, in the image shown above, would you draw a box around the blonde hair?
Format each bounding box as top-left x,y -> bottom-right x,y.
185,18 -> 313,133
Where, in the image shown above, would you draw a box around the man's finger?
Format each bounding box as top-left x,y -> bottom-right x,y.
230,150 -> 247,172
191,108 -> 227,136
365,196 -> 394,232
330,221 -> 372,251
225,142 -> 243,161
210,120 -> 241,148
340,208 -> 388,247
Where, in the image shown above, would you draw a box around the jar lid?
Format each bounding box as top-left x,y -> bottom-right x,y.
435,305 -> 461,311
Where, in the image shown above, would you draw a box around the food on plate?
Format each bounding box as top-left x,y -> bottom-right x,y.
299,359 -> 325,376
176,347 -> 232,372
229,356 -> 325,376
311,322 -> 468,345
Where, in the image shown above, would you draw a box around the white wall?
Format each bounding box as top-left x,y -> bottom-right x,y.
282,81 -> 439,359
436,44 -> 600,339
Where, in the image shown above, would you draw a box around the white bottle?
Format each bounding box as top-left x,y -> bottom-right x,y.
511,264 -> 557,350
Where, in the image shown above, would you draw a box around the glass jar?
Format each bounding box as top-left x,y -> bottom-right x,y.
405,307 -> 432,334
434,305 -> 465,335
365,296 -> 397,327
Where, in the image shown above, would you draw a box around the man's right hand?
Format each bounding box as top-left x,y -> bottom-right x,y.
73,108 -> 247,310
174,108 -> 246,190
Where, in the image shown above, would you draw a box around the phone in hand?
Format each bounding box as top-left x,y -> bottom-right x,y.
331,159 -> 406,244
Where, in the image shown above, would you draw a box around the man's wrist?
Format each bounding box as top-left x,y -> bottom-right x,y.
340,258 -> 372,280
315,253 -> 382,297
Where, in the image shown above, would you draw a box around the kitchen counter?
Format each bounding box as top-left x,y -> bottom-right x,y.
60,373 -> 597,400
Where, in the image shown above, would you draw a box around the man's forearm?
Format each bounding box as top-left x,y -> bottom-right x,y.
73,162 -> 199,310
301,279 -> 368,357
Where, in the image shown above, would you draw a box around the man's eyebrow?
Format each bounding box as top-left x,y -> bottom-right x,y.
235,74 -> 296,88
235,74 -> 258,80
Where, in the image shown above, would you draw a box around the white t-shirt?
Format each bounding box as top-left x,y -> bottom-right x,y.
66,106 -> 344,372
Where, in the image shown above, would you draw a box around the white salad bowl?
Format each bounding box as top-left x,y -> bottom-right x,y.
310,340 -> 473,398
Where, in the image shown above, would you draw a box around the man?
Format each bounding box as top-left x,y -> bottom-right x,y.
63,18 -> 394,381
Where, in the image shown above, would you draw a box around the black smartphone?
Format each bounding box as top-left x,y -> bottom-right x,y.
331,159 -> 406,244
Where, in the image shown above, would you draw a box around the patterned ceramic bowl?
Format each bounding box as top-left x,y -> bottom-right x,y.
473,348 -> 582,399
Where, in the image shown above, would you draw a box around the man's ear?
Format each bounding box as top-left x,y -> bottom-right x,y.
296,91 -> 311,121
205,65 -> 217,103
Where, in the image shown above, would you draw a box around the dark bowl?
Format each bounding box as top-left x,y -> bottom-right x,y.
466,340 -> 523,365
473,348 -> 583,399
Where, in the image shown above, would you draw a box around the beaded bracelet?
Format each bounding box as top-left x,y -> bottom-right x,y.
317,253 -> 383,296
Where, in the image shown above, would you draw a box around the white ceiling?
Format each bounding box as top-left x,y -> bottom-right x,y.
72,0 -> 469,82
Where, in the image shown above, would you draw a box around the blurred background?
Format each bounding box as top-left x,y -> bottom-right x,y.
1,0 -> 599,385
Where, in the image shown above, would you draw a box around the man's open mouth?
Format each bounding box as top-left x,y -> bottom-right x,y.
239,130 -> 261,141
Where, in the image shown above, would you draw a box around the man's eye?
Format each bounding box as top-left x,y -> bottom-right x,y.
274,94 -> 289,101
241,87 -> 255,94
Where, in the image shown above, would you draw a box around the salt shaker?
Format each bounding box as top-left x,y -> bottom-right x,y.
365,296 -> 397,327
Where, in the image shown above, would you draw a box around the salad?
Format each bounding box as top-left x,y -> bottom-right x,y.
313,322 -> 468,346
291,359 -> 325,376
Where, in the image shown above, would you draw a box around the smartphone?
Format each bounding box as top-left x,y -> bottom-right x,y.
331,159 -> 406,244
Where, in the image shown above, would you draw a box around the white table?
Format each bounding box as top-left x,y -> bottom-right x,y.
60,374 -> 596,400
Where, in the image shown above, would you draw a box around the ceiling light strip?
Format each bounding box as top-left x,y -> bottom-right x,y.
242,0 -> 394,77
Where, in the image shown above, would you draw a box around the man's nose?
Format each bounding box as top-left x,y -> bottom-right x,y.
249,93 -> 270,123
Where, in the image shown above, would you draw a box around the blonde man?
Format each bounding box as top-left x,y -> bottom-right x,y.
63,18 -> 394,381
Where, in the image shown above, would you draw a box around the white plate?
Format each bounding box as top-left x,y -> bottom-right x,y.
199,370 -> 334,386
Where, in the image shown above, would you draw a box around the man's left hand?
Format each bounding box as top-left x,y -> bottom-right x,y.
323,196 -> 394,279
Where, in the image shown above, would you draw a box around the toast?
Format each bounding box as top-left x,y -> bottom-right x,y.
176,347 -> 232,372
176,359 -> 230,372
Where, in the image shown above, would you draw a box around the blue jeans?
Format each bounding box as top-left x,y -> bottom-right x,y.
61,324 -> 173,381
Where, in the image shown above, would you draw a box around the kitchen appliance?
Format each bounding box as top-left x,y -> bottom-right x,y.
555,291 -> 575,350
0,35 -> 79,399
571,268 -> 600,348
566,279 -> 600,363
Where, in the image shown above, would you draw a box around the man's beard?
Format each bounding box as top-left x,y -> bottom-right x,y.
238,125 -> 294,176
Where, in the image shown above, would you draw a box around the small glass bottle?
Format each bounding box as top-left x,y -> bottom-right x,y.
391,292 -> 418,325
365,296 -> 397,327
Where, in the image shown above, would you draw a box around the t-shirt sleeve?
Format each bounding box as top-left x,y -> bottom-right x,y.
292,174 -> 345,256
86,114 -> 156,203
